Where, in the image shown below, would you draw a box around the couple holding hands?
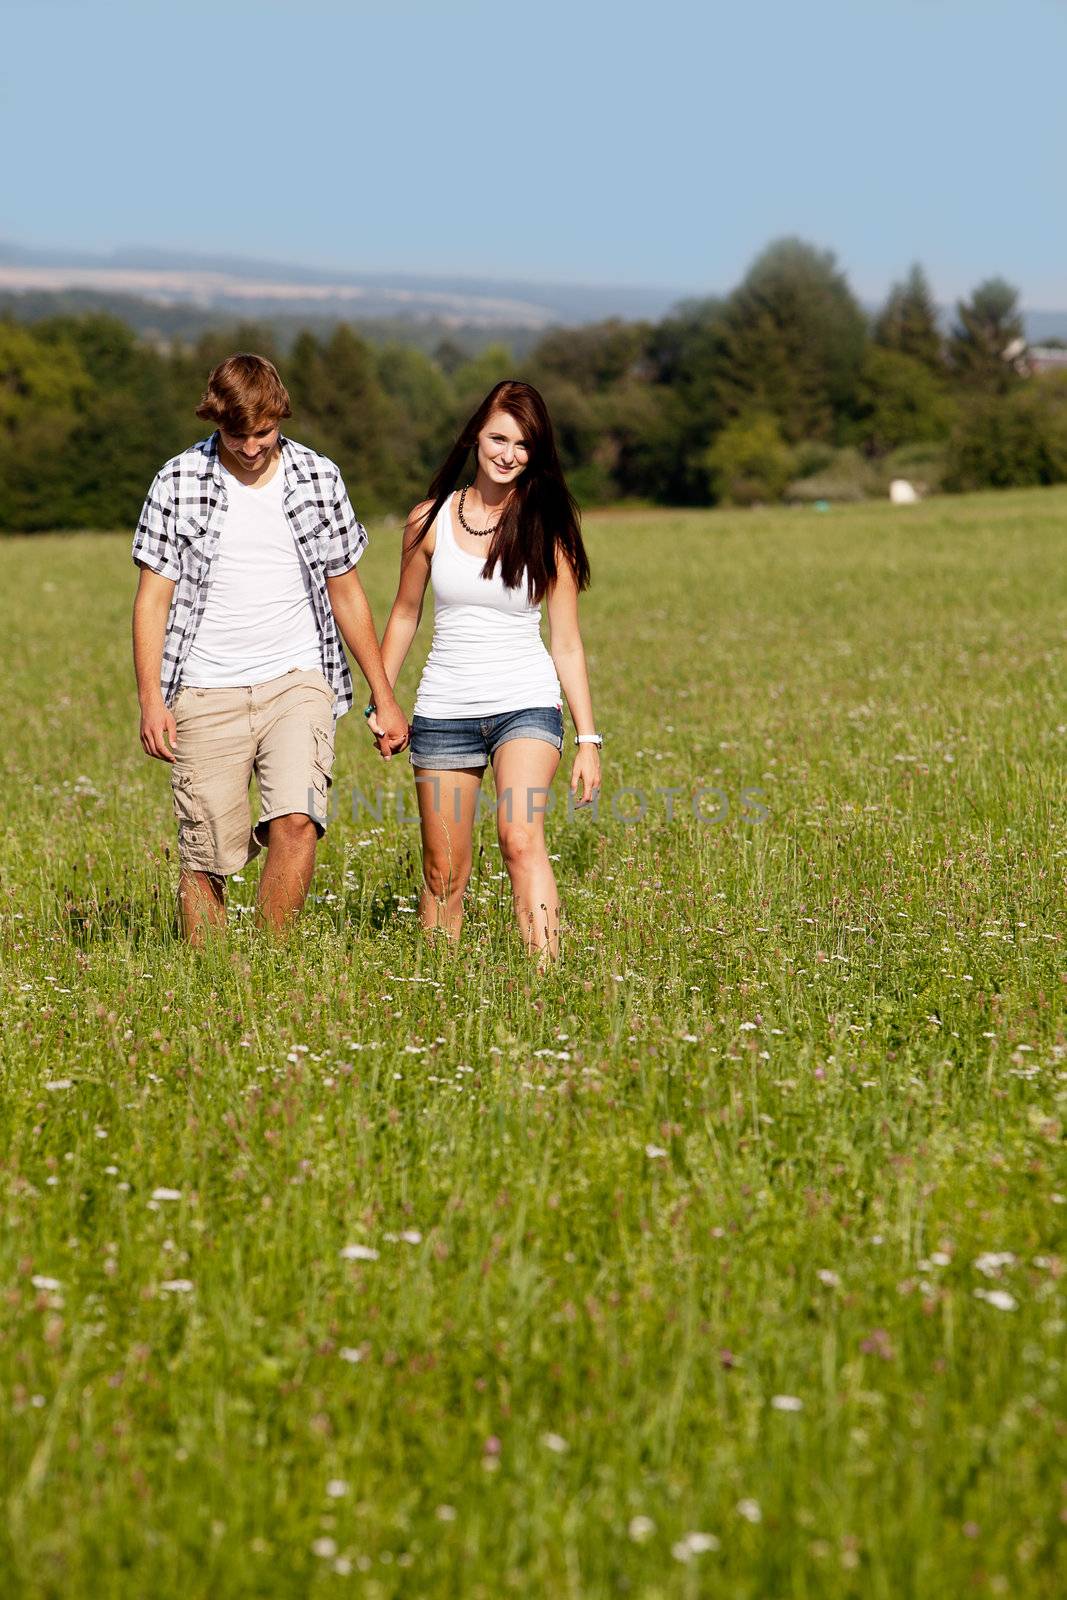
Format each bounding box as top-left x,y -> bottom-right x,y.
132,354 -> 600,962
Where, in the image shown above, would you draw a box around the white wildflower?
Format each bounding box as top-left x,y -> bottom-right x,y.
817,1269 -> 841,1288
771,1394 -> 804,1412
31,1275 -> 62,1291
311,1537 -> 337,1559
737,1498 -> 762,1523
673,1531 -> 721,1560
151,1188 -> 183,1202
160,1279 -> 194,1293
338,1348 -> 363,1364
541,1432 -> 568,1453
325,1479 -> 349,1499
628,1515 -> 655,1542
645,1144 -> 668,1159
340,1244 -> 379,1261
973,1252 -> 1015,1278
974,1288 -> 1017,1311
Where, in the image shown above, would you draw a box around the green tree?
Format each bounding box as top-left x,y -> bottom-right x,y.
874,264 -> 943,371
287,325 -> 406,509
45,316 -> 187,527
944,376 -> 1067,490
596,381 -> 686,502
714,239 -> 868,443
948,278 -> 1026,393
528,320 -> 650,393
704,413 -> 795,506
449,343 -> 515,421
852,346 -> 955,455
0,322 -> 94,530
375,343 -> 454,500
643,297 -> 731,502
0,320 -> 91,431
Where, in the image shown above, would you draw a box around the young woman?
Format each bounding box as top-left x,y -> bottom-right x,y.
372,380 -> 601,962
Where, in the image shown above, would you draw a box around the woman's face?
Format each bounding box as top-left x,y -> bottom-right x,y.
476,409 -> 530,487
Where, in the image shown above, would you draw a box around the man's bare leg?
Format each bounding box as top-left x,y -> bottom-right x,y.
178,869 -> 226,946
256,813 -> 318,933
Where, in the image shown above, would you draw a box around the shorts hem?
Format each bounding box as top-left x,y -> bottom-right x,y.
177,844 -> 260,880
489,727 -> 564,755
408,753 -> 489,771
253,807 -> 328,846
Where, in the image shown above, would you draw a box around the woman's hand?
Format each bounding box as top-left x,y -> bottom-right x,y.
570,745 -> 601,808
368,695 -> 410,760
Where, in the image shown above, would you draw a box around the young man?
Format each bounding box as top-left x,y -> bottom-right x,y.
132,352 -> 408,942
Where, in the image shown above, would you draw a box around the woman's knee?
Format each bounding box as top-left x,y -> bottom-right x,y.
422,855 -> 471,901
498,824 -> 544,871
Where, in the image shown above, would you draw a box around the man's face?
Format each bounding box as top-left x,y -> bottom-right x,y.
217,417 -> 281,472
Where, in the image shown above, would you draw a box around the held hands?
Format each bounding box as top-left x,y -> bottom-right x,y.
570,745 -> 601,808
367,694 -> 410,761
140,696 -> 178,762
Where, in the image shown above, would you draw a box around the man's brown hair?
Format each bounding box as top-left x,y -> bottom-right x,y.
195,353 -> 292,434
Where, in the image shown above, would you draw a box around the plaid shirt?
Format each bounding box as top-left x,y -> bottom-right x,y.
132,433 -> 367,718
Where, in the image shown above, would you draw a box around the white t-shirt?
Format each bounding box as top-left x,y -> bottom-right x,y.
183,461 -> 322,687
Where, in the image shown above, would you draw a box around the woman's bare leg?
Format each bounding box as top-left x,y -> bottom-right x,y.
490,739 -> 562,961
413,766 -> 484,942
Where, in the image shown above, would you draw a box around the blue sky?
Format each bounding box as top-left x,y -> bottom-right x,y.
3,0 -> 1066,304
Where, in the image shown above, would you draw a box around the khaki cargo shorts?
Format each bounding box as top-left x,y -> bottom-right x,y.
169,666 -> 335,877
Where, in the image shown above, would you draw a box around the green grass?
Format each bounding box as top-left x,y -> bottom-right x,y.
1,490 -> 1064,1598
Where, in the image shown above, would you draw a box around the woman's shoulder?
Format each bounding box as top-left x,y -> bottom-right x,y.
404,498 -> 440,554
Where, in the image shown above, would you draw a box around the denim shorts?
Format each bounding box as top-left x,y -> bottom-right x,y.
409,706 -> 564,769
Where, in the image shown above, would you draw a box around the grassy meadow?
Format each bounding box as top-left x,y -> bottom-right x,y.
0,490 -> 1064,1598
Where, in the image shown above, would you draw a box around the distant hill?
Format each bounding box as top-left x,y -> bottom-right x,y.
0,242 -> 686,332
0,288 -> 544,360
1,241 -> 1063,348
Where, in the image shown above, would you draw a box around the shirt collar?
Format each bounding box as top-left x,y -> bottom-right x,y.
198,431 -> 311,491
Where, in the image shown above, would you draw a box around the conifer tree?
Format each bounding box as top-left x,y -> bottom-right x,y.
874,264 -> 943,371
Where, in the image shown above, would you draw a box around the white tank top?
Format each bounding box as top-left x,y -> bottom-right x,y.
413,493 -> 562,718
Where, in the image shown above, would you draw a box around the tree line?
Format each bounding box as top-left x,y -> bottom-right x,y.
2,237 -> 1066,531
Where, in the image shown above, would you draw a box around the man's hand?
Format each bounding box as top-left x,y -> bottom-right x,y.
140,696 -> 178,762
368,694 -> 409,761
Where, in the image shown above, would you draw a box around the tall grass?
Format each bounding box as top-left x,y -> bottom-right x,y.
0,490 -> 1063,1597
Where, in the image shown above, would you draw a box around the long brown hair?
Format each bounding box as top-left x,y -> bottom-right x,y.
411,380 -> 590,603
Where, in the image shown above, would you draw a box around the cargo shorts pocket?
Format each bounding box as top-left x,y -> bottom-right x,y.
309,725 -> 335,829
171,771 -> 210,863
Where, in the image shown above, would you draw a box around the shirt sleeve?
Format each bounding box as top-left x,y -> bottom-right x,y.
131,471 -> 180,581
325,468 -> 369,577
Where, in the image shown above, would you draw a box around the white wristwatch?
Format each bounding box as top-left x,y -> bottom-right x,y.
575,733 -> 603,747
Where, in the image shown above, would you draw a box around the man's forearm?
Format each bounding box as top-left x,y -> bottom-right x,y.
132,595 -> 170,706
330,585 -> 396,706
